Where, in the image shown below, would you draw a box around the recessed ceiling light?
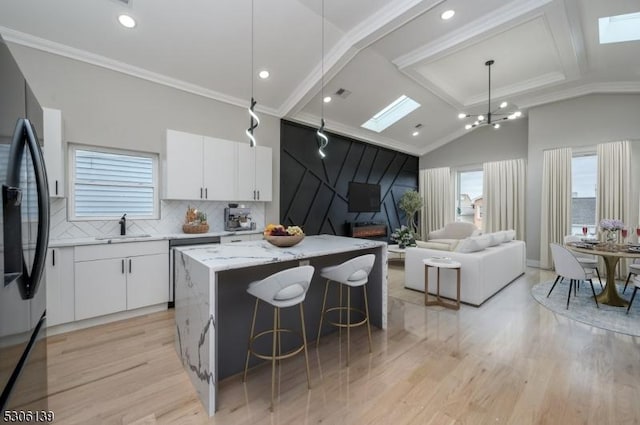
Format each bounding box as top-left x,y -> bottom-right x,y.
118,14 -> 136,29
258,70 -> 270,79
323,96 -> 332,103
412,131 -> 419,137
441,10 -> 455,20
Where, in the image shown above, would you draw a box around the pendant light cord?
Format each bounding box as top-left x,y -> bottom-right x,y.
321,0 -> 324,120
246,0 -> 259,147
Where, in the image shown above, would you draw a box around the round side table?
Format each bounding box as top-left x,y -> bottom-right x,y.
423,257 -> 462,310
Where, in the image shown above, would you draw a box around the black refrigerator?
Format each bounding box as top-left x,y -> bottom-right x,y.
0,36 -> 51,416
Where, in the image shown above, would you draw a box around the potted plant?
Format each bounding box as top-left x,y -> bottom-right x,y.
398,190 -> 423,235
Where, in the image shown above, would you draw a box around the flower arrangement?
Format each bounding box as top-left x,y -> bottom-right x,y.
599,218 -> 624,231
600,218 -> 624,244
391,225 -> 416,248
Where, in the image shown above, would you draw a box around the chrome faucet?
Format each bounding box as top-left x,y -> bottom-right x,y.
119,214 -> 127,235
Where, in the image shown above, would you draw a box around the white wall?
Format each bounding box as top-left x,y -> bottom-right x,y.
420,118 -> 528,169
6,43 -> 281,228
527,94 -> 640,263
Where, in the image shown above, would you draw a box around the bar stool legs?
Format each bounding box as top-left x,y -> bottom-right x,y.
316,280 -> 373,366
242,265 -> 314,412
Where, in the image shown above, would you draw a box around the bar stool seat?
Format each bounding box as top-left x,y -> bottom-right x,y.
243,265 -> 315,411
316,254 -> 375,366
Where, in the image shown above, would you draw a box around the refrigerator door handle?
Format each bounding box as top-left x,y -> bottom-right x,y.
3,119 -> 50,299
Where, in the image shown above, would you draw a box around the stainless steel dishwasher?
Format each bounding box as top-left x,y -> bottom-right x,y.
168,236 -> 220,307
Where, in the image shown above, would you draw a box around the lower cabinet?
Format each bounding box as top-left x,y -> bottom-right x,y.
45,247 -> 75,327
74,240 -> 169,321
220,233 -> 263,244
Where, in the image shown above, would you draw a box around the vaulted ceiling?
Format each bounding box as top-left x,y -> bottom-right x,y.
1,0 -> 639,156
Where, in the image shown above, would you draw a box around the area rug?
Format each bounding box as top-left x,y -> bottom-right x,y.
531,280 -> 640,337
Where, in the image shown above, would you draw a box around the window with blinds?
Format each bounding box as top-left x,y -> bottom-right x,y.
70,146 -> 158,219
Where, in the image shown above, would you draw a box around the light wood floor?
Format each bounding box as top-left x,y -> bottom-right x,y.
46,264 -> 640,424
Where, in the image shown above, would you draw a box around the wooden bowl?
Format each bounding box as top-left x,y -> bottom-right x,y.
182,223 -> 210,234
264,234 -> 304,247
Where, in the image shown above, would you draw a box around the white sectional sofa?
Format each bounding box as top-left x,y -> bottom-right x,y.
404,239 -> 526,306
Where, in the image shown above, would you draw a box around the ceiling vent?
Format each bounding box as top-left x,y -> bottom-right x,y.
334,88 -> 351,99
110,0 -> 132,6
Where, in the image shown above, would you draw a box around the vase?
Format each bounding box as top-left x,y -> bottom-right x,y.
604,229 -> 618,250
399,243 -> 406,249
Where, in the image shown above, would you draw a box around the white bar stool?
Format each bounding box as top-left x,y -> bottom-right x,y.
316,254 -> 375,366
242,265 -> 314,411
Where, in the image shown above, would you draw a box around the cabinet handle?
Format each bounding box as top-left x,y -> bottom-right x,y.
55,180 -> 58,195
52,249 -> 55,266
129,259 -> 132,274
121,259 -> 125,274
253,190 -> 256,200
257,190 -> 260,200
205,188 -> 208,199
200,188 -> 203,199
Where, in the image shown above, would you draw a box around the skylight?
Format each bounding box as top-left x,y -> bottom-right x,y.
598,11 -> 640,44
361,95 -> 421,133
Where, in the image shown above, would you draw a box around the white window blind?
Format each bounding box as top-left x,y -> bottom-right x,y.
72,147 -> 157,218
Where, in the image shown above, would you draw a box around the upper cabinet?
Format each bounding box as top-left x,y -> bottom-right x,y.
237,144 -> 272,202
42,107 -> 64,197
165,129 -> 271,202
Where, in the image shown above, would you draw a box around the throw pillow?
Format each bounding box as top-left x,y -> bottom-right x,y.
505,229 -> 516,241
416,240 -> 453,251
455,236 -> 489,253
486,232 -> 503,246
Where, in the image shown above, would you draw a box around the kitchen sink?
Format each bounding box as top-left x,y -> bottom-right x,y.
95,234 -> 152,240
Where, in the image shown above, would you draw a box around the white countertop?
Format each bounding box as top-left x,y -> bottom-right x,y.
174,234 -> 386,272
49,229 -> 264,248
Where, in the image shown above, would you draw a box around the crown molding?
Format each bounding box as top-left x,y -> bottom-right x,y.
393,0 -> 553,69
0,26 -> 280,117
292,112 -> 421,156
279,0 -> 446,117
519,81 -> 640,109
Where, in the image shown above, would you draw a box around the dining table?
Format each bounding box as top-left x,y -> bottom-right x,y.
568,242 -> 640,307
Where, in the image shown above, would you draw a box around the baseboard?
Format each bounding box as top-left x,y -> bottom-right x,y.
526,259 -> 541,268
46,304 -> 168,336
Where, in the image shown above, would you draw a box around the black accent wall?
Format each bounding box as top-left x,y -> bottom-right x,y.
280,120 -> 418,238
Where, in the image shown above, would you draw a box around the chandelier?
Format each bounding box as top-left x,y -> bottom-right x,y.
458,60 -> 522,130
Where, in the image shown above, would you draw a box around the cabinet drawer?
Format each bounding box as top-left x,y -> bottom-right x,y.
75,240 -> 168,262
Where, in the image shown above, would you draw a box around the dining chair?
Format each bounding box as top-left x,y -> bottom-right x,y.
626,276 -> 639,314
623,259 -> 640,293
564,235 -> 603,289
549,243 -> 599,309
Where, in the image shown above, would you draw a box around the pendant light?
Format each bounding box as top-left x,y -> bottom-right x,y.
246,0 -> 260,147
316,0 -> 328,159
458,60 -> 522,130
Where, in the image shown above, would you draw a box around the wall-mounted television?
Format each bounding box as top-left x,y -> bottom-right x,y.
348,182 -> 381,212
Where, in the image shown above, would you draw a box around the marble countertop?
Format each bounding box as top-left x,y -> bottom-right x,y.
49,229 -> 264,248
174,234 -> 386,272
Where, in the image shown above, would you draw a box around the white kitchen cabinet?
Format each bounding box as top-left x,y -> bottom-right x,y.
42,108 -> 64,197
74,257 -> 127,320
126,253 -> 169,310
74,241 -> 169,321
165,130 -> 241,201
237,144 -> 272,202
45,247 -> 74,326
165,129 -> 203,200
203,136 -> 237,200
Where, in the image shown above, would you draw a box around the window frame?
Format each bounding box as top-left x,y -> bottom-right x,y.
454,166 -> 483,223
570,150 -> 597,235
68,144 -> 160,221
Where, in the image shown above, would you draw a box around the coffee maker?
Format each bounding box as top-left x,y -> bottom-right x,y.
224,207 -> 255,231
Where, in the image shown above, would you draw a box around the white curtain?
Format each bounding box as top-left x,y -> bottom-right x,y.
597,141 -> 630,276
419,167 -> 453,240
482,159 -> 527,240
540,148 -> 572,269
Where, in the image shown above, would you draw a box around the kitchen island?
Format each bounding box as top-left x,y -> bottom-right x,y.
173,234 -> 387,416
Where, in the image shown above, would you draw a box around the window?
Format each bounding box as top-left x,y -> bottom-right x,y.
456,169 -> 483,228
361,95 -> 421,133
69,145 -> 158,220
571,154 -> 597,235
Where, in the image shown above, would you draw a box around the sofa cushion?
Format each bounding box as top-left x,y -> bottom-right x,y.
428,222 -> 479,240
504,229 -> 516,241
426,239 -> 459,250
455,235 -> 489,253
416,240 -> 453,251
486,232 -> 504,246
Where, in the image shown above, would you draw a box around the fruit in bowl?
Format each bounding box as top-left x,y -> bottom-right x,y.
264,224 -> 305,247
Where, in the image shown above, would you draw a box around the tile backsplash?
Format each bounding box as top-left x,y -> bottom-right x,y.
50,198 -> 265,239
